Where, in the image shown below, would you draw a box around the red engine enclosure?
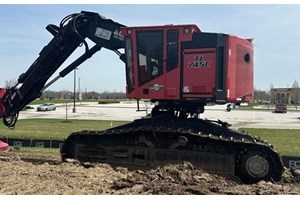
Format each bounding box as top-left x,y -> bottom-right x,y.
226,36 -> 254,102
121,25 -> 253,104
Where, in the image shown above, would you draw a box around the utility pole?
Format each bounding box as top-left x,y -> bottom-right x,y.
73,68 -> 77,113
78,77 -> 81,100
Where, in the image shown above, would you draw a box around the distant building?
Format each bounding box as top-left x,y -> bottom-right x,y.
270,88 -> 300,104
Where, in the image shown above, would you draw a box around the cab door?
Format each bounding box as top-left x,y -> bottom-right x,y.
182,48 -> 217,98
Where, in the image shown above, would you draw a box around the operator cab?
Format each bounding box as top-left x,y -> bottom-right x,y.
121,24 -> 253,116
122,24 -> 201,100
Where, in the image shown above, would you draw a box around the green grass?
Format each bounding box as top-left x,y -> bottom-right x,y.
240,128 -> 300,156
97,100 -> 120,104
0,119 -> 128,140
8,147 -> 61,159
30,99 -> 125,105
1,119 -> 300,157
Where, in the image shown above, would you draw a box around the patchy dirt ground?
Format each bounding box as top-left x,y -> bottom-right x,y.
1,151 -> 300,195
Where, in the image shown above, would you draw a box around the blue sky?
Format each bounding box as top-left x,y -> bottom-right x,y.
0,4 -> 300,92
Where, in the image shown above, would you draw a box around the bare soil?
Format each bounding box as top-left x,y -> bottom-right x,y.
1,151 -> 300,195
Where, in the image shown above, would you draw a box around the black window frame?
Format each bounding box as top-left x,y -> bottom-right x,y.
136,30 -> 164,86
167,29 -> 179,71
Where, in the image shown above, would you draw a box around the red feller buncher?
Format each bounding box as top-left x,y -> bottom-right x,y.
0,11 -> 283,183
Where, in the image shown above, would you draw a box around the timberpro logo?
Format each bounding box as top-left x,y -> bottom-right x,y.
149,84 -> 165,91
113,29 -> 124,41
188,55 -> 210,68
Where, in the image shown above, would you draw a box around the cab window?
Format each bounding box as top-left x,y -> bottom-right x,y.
136,30 -> 164,85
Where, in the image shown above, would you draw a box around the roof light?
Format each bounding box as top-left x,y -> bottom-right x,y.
184,28 -> 190,34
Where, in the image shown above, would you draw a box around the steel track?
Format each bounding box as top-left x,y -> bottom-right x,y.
61,117 -> 284,183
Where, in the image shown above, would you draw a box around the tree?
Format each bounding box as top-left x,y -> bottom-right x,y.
4,79 -> 17,88
269,83 -> 275,104
290,80 -> 300,110
292,80 -> 299,88
254,88 -> 268,103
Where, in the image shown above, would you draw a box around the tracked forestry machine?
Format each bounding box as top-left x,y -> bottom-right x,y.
0,11 -> 284,183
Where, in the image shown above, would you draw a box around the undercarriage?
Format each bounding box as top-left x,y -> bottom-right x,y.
61,108 -> 284,184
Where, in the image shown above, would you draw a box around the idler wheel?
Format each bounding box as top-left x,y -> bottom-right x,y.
236,150 -> 274,183
245,155 -> 269,178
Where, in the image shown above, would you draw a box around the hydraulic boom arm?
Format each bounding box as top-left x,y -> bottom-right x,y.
0,11 -> 126,128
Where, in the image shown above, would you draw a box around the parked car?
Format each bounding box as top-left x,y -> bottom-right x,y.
274,103 -> 287,113
37,103 -> 56,111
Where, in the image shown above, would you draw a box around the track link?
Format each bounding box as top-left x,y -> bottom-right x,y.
61,117 -> 284,183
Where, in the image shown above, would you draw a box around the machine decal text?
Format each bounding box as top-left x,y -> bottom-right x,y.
113,30 -> 124,41
188,56 -> 210,68
95,28 -> 112,40
149,84 -> 165,91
